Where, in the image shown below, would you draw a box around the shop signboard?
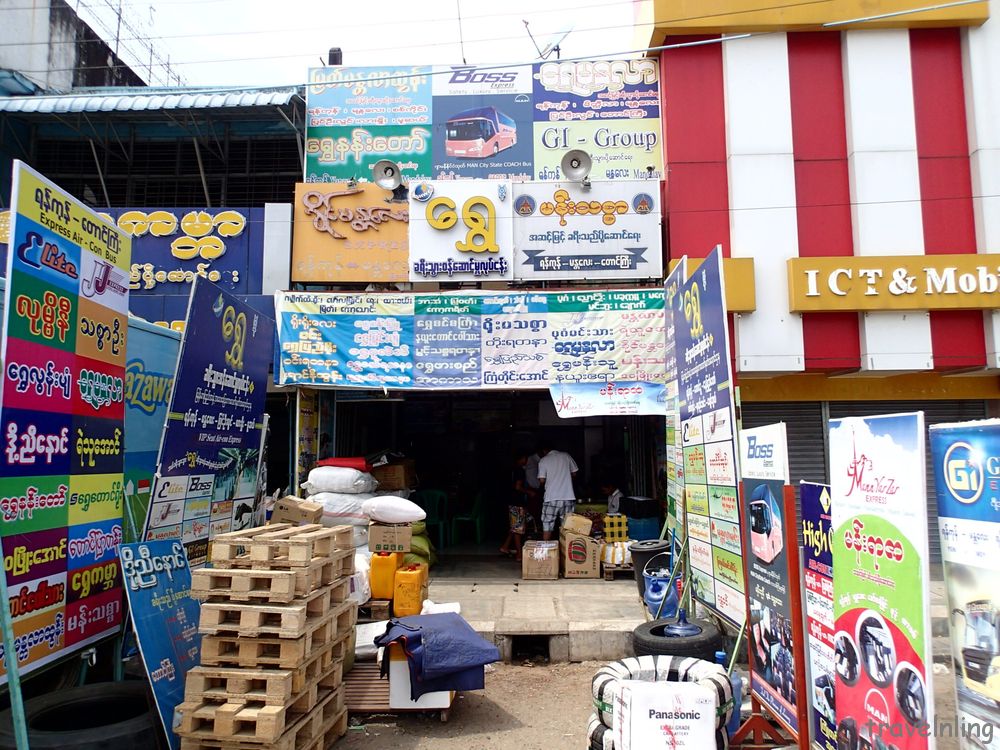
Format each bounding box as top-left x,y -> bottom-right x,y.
674,247 -> 744,625
829,412 -> 934,750
123,317 -> 180,543
511,181 -> 662,280
740,424 -> 806,736
664,259 -> 686,534
275,289 -> 665,390
295,389 -> 320,492
120,540 -> 201,750
304,61 -> 663,183
408,180 -> 514,282
0,161 -> 130,681
549,381 -> 666,418
291,184 -> 408,283
304,66 -> 434,182
143,278 -> 274,565
928,421 -> 1000,750
801,481 -> 836,750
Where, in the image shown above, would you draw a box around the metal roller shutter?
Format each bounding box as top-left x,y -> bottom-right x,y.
741,401 -> 827,548
827,400 -> 987,565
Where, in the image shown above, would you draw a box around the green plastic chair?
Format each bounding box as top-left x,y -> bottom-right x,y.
450,491 -> 486,546
414,489 -> 448,550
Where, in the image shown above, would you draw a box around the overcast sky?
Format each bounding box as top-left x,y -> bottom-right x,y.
109,0 -> 643,87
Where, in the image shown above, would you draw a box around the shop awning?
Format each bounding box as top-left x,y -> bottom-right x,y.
0,86 -> 302,115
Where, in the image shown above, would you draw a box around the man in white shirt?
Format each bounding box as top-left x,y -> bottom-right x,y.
536,442 -> 579,540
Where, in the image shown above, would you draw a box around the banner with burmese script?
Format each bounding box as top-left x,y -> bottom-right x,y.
0,161 -> 131,682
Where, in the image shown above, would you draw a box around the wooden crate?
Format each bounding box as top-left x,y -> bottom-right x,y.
358,598 -> 391,623
602,563 -> 635,581
198,579 -> 351,638
211,524 -> 354,568
201,617 -> 335,667
178,687 -> 344,750
191,558 -> 341,603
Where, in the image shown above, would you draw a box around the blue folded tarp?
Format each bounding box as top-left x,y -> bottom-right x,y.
374,613 -> 501,700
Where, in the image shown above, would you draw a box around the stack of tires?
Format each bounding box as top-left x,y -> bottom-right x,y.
587,654 -> 735,750
631,613 -> 724,659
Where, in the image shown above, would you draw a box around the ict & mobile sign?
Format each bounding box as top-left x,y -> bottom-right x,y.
305,61 -> 663,183
0,161 -> 129,681
829,413 -> 934,750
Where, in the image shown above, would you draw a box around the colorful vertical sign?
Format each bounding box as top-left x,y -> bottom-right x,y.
121,541 -> 201,750
801,481 -> 836,750
675,247 -> 744,625
305,66 -> 434,182
143,278 -> 274,565
295,389 -> 319,491
741,424 -> 802,735
929,421 -> 1000,750
511,181 -> 662,280
123,317 -> 179,543
664,259 -> 686,535
829,412 -> 934,750
408,180 -> 514,281
0,161 -> 130,681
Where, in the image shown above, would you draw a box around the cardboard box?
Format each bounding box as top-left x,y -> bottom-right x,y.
369,522 -> 412,553
614,679 -> 717,750
521,541 -> 559,580
562,512 -> 593,536
560,529 -> 601,579
271,496 -> 323,525
371,459 -> 417,491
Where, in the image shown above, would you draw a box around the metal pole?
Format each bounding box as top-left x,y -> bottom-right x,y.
0,562 -> 30,749
192,139 -> 212,208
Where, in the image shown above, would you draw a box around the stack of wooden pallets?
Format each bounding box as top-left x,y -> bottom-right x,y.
177,524 -> 358,750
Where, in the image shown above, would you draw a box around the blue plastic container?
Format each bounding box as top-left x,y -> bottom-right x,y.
643,575 -> 679,618
627,516 -> 659,541
715,650 -> 744,738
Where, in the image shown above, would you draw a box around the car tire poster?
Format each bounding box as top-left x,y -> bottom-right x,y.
740,424 -> 804,736
829,412 -> 934,750
801,481 -> 837,750
929,421 -> 1000,750
142,277 -> 274,565
0,161 -> 130,682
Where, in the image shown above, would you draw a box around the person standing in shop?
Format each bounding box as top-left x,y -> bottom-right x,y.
536,442 -> 579,540
500,452 -> 535,561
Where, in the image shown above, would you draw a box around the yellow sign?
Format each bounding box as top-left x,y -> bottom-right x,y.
668,257 -> 756,313
291,183 -> 409,283
788,256 -> 1000,312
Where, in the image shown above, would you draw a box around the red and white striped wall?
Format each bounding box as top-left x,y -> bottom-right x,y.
660,18 -> 997,374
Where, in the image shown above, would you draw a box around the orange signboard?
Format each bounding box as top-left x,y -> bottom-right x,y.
291,183 -> 409,283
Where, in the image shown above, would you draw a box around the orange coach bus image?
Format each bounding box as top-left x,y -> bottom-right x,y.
444,106 -> 517,158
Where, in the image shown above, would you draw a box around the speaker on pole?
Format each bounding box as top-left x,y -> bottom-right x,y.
371,160 -> 403,190
560,149 -> 592,183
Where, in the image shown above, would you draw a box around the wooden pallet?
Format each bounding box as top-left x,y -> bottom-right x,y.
199,581 -> 351,638
178,687 -> 344,750
191,557 -> 341,603
358,598 -> 391,622
211,524 -> 353,568
184,657 -> 343,709
343,662 -> 390,713
603,563 -> 635,581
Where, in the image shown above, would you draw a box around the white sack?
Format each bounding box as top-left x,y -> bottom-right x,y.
361,495 -> 426,524
310,491 -> 376,526
348,568 -> 371,605
302,466 -> 378,495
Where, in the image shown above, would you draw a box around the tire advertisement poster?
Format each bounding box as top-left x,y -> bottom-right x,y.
928,420 -> 1000,750
142,278 -> 274,565
801,481 -> 836,750
0,161 -> 130,682
740,424 -> 802,735
674,247 -> 744,625
120,540 -> 202,750
829,412 -> 934,750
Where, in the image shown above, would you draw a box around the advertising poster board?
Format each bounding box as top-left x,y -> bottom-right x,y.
291,183 -> 408,283
304,61 -> 663,183
928,421 -> 1000,750
511,181 -> 662,280
0,161 -> 129,681
740,424 -> 804,735
408,180 -> 514,282
295,389 -> 319,492
143,278 -> 274,565
829,412 -> 934,750
674,247 -> 744,625
121,540 -> 201,750
664,258 -> 686,535
275,289 -> 666,390
549,381 -> 666,418
124,317 -> 180,542
801,481 -> 836,750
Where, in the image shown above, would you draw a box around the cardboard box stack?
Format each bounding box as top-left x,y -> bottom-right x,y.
560,513 -> 601,579
178,523 -> 357,750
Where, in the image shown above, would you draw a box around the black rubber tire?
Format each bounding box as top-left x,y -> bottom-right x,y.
587,712 -> 614,749
0,681 -> 157,750
632,616 -> 724,660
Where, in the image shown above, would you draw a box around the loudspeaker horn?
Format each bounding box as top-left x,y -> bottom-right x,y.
560,149 -> 592,182
372,160 -> 402,190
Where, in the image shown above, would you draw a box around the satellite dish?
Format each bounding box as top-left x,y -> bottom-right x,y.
539,25 -> 574,60
372,160 -> 402,190
561,149 -> 592,182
